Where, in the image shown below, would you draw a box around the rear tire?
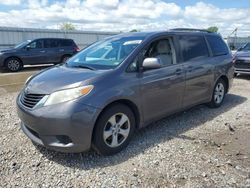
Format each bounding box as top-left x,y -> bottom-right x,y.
61,55 -> 71,63
92,104 -> 135,156
5,57 -> 23,72
208,78 -> 226,108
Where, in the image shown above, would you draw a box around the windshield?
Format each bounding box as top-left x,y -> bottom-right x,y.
66,36 -> 144,70
14,40 -> 31,49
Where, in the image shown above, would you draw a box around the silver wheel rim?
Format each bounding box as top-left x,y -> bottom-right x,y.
103,113 -> 130,148
214,82 -> 225,104
8,60 -> 20,71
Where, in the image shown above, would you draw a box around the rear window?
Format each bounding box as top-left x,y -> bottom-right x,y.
179,35 -> 209,62
206,35 -> 229,56
60,39 -> 73,47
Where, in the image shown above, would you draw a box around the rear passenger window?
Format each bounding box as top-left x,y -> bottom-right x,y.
206,35 -> 229,56
60,40 -> 73,47
179,36 -> 209,62
44,39 -> 59,48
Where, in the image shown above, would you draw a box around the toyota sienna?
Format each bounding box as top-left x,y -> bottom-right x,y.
17,29 -> 234,155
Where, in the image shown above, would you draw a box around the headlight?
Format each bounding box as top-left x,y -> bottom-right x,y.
44,85 -> 94,106
25,75 -> 32,85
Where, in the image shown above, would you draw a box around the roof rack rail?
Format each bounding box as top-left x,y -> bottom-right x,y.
170,28 -> 213,33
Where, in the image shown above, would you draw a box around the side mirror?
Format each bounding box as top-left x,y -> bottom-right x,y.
142,58 -> 161,70
26,45 -> 31,50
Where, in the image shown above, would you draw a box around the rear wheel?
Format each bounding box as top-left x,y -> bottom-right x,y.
92,104 -> 135,156
5,57 -> 23,72
208,79 -> 226,108
61,55 -> 71,63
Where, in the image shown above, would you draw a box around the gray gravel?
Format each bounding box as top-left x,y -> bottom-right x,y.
1,76 -> 250,187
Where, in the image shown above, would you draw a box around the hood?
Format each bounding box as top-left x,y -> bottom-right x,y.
0,48 -> 16,53
26,65 -> 109,94
235,51 -> 250,59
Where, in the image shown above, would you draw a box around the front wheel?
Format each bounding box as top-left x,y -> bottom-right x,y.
208,79 -> 226,108
92,104 -> 135,156
5,57 -> 23,72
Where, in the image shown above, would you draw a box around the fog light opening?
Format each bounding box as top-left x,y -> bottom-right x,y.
56,135 -> 73,145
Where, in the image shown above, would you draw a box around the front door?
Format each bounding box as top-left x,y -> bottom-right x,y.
140,37 -> 185,124
22,39 -> 46,64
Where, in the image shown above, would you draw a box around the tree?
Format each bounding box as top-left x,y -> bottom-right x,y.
207,26 -> 219,33
60,22 -> 76,31
130,29 -> 140,32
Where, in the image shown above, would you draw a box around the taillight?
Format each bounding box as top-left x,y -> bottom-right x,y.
73,46 -> 80,52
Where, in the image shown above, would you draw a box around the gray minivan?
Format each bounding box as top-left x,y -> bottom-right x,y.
16,29 -> 234,155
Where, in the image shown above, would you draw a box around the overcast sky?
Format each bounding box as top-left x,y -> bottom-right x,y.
0,0 -> 249,37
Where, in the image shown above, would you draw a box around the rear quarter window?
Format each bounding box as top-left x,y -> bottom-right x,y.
179,35 -> 209,62
60,39 -> 73,47
206,35 -> 229,56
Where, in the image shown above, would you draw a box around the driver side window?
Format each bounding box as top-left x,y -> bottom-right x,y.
29,40 -> 43,49
127,38 -> 176,72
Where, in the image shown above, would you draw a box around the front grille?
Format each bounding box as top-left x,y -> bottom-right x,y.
20,93 -> 45,109
235,60 -> 250,69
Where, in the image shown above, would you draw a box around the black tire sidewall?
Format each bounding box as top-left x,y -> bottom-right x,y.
5,58 -> 22,72
92,104 -> 135,156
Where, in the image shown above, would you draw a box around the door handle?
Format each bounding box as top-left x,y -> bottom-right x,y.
40,50 -> 46,53
175,68 -> 182,75
59,49 -> 65,52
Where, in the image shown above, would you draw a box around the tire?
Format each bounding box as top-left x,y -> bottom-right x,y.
208,78 -> 226,108
61,55 -> 71,63
92,104 -> 136,156
5,57 -> 23,72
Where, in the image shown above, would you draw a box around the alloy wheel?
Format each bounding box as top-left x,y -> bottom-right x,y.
103,113 -> 130,148
7,59 -> 20,71
214,82 -> 225,104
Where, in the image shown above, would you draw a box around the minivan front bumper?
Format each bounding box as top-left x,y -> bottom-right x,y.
17,95 -> 101,153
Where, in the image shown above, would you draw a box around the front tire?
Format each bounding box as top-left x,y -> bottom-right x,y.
208,78 -> 226,108
5,57 -> 23,72
92,104 -> 135,156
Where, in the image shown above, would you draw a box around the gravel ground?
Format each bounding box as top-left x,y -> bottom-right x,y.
0,76 -> 250,187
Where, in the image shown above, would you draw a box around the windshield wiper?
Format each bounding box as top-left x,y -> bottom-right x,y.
72,65 -> 96,70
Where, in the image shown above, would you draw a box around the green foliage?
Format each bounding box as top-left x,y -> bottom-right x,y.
207,26 -> 219,33
60,22 -> 76,31
130,29 -> 140,32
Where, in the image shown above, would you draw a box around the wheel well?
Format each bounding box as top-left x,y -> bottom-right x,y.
96,99 -> 141,129
219,75 -> 229,93
62,54 -> 71,58
4,56 -> 23,66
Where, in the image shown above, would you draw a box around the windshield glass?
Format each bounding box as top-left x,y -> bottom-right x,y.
66,36 -> 144,70
14,40 -> 31,49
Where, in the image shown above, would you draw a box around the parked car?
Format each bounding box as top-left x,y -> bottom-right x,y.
16,29 -> 234,155
0,38 -> 79,72
233,42 -> 250,75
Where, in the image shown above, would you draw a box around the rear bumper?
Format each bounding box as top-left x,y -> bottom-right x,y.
17,95 -> 101,153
